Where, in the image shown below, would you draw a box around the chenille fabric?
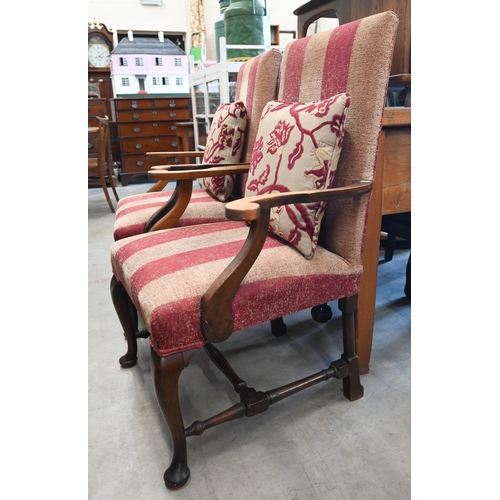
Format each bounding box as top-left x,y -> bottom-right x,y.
111,221 -> 362,356
111,12 -> 399,357
199,101 -> 247,201
113,49 -> 282,242
278,13 -> 399,266
245,94 -> 350,259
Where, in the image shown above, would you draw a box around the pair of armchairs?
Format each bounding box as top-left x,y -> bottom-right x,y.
109,11 -> 399,490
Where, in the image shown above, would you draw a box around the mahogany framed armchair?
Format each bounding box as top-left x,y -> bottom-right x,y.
110,12 -> 399,490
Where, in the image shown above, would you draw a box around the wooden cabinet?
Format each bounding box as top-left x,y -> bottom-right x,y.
294,0 -> 411,76
112,97 -> 192,185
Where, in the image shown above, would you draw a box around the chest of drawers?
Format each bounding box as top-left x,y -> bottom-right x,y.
112,97 -> 192,186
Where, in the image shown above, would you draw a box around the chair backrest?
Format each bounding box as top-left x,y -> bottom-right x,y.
96,115 -> 110,172
278,11 -> 399,265
232,48 -> 282,198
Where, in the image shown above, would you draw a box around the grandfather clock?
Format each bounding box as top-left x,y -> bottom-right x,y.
88,23 -> 114,118
88,22 -> 120,162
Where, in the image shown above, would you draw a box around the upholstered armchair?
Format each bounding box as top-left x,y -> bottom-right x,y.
113,49 -> 282,242
110,11 -> 399,490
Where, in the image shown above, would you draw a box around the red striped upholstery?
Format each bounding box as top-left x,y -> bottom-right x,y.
111,12 -> 399,357
111,221 -> 362,356
113,49 -> 283,242
278,14 -> 399,265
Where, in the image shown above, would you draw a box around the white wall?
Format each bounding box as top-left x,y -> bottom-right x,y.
88,0 -> 190,42
88,0 -> 338,60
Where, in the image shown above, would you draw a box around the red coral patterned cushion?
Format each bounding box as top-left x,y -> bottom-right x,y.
245,94 -> 350,259
200,101 -> 247,201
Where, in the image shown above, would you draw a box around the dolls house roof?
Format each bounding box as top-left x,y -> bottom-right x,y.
111,37 -> 186,56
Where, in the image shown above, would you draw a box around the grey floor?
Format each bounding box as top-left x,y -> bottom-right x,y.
88,179 -> 411,499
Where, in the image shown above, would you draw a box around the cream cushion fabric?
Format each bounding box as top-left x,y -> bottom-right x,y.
245,94 -> 350,258
199,101 -> 247,201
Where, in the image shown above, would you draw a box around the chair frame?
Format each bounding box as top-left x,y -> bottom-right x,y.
89,115 -> 119,212
111,179 -> 372,488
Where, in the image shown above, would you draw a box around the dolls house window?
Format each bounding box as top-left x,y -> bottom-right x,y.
135,57 -> 144,66
155,57 -> 163,66
119,57 -> 128,66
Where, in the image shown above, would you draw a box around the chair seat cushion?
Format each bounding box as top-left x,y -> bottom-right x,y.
111,221 -> 363,357
113,188 -> 229,241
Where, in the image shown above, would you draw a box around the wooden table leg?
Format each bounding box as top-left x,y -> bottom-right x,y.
357,131 -> 385,374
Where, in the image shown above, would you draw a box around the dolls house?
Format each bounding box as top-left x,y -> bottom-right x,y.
110,31 -> 189,97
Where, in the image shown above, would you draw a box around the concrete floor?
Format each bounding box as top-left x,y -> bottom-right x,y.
88,179 -> 411,499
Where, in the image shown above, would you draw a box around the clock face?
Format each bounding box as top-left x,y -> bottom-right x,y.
88,34 -> 111,68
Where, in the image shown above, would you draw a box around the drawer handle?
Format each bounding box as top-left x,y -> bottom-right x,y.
133,113 -> 139,119
152,111 -> 157,115
172,141 -> 178,147
169,100 -> 176,108
153,123 -> 158,127
133,127 -> 140,133
135,144 -> 142,149
174,158 -> 180,164
171,125 -> 177,131
132,102 -> 138,109
88,142 -> 95,150
137,161 -> 144,166
170,112 -> 177,118
154,138 -> 160,142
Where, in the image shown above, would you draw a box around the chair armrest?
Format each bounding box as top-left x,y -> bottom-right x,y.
148,163 -> 250,181
200,180 -> 373,344
225,180 -> 373,221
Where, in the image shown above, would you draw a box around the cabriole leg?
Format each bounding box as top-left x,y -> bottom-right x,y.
151,348 -> 196,490
110,275 -> 139,368
338,295 -> 364,401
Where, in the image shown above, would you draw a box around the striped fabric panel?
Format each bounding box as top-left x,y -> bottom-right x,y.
234,49 -> 282,197
113,189 -> 228,241
111,222 -> 362,356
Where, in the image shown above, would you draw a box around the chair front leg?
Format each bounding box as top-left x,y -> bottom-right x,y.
110,275 -> 140,368
338,295 -> 364,401
151,348 -> 196,490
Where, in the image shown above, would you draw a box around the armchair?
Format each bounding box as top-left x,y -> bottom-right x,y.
110,11 -> 399,490
113,48 -> 282,241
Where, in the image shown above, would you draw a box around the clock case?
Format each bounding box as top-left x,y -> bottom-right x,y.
88,24 -> 117,163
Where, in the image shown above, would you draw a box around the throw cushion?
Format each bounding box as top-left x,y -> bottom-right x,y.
200,101 -> 248,201
245,94 -> 350,259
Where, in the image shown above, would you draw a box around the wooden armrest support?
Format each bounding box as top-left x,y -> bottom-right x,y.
201,180 -> 373,344
146,151 -> 204,158
148,163 -> 250,181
